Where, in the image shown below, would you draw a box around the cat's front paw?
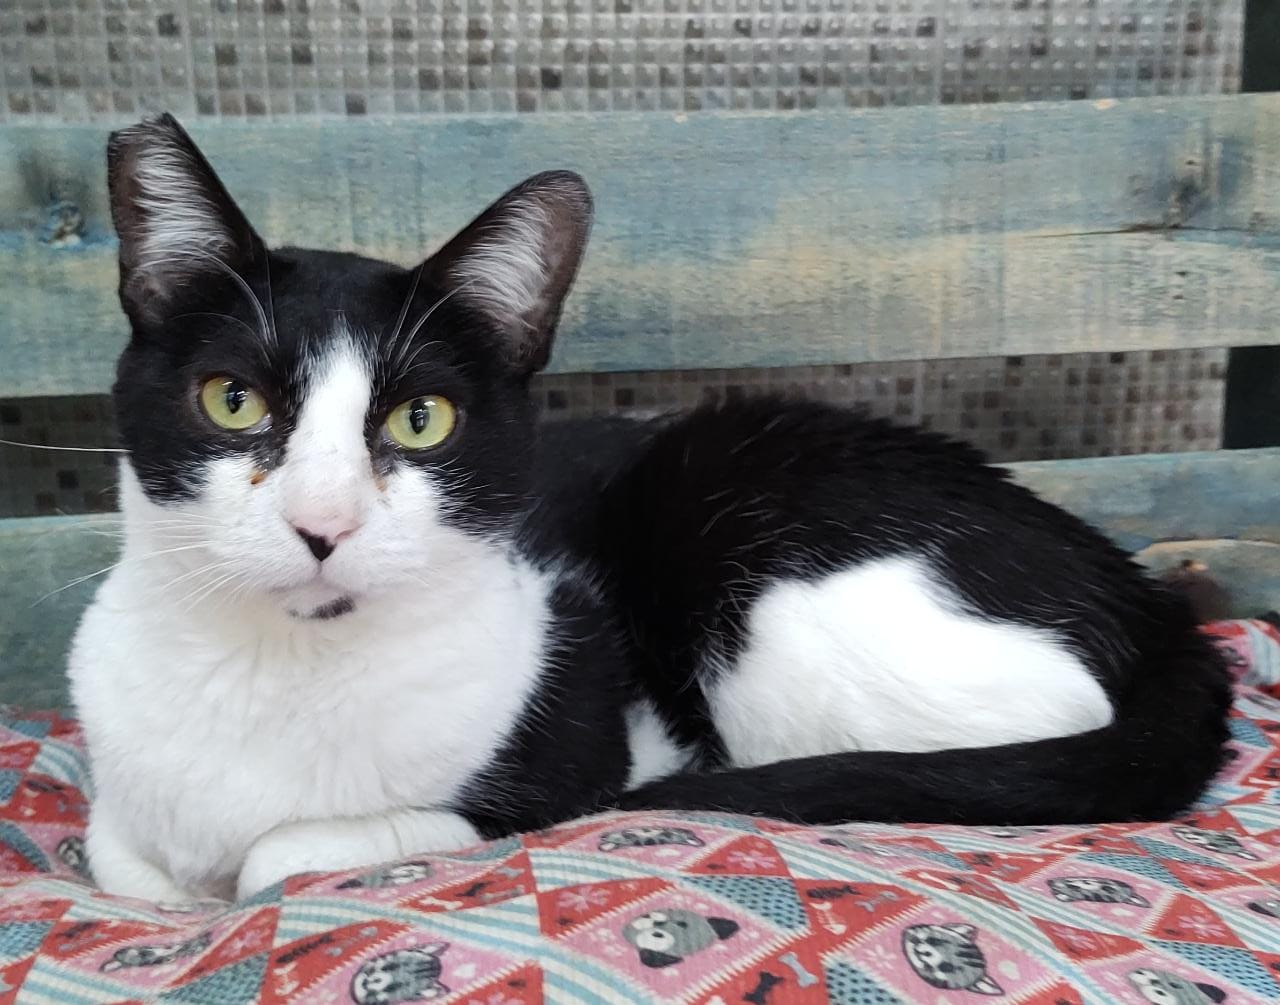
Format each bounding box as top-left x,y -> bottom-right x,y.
237,821 -> 369,900
236,810 -> 483,901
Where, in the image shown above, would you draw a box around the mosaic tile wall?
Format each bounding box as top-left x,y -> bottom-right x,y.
0,0 -> 1244,120
0,350 -> 1227,518
0,1 -> 1246,516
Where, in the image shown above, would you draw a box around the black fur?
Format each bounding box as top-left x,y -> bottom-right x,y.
105,114 -> 1232,838
584,400 -> 1233,824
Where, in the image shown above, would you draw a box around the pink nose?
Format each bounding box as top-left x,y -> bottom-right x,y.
291,524 -> 357,562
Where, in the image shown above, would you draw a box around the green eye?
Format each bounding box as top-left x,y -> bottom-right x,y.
200,376 -> 268,431
386,395 -> 456,450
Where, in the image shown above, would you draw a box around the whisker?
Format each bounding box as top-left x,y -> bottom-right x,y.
181,567 -> 243,613
396,280 -> 476,368
153,559 -> 235,599
146,250 -> 271,344
388,263 -> 424,354
263,253 -> 279,347
169,311 -> 260,342
30,543 -> 210,607
0,438 -> 127,455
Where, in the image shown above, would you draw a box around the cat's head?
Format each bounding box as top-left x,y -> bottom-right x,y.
106,114 -> 590,620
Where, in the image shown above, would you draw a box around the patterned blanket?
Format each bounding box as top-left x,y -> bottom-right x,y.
1,620 -> 1277,1004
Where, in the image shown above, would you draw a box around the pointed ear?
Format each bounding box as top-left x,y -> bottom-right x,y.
423,170 -> 592,374
971,975 -> 1003,996
107,113 -> 264,323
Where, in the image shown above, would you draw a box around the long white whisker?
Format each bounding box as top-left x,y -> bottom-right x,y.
0,438 -> 127,455
389,264 -> 424,353
147,250 -> 271,344
153,559 -> 235,599
30,543 -> 210,607
169,311 -> 260,342
263,253 -> 279,347
397,280 -> 476,366
181,568 -> 243,613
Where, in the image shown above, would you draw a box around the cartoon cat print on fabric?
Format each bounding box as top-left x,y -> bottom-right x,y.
1047,877 -> 1149,906
350,944 -> 449,1004
101,933 -> 212,972
901,923 -> 1003,996
1128,967 -> 1227,1005
597,826 -> 704,852
1172,826 -> 1259,860
337,862 -> 433,890
621,909 -> 740,968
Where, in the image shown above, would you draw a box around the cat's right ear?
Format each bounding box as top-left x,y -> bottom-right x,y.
107,113 -> 264,325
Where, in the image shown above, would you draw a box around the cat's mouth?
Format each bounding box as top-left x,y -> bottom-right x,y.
286,595 -> 356,621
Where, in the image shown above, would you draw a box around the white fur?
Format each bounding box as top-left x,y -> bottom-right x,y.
71,338 -> 553,901
132,137 -> 234,273
624,701 -> 693,789
237,809 -> 480,899
707,555 -> 1113,766
280,340 -> 376,546
450,197 -> 550,326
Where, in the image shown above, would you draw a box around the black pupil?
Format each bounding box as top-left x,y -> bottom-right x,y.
224,382 -> 248,414
409,400 -> 429,435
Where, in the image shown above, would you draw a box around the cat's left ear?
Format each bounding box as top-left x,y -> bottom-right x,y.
423,171 -> 592,374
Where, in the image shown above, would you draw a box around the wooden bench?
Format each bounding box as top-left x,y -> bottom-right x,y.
2,95 -> 1278,709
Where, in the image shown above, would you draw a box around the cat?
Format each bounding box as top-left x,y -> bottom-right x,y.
70,113 -> 1230,904
901,923 -> 1002,995
597,826 -> 704,852
1047,877 -> 1148,906
621,909 -> 739,968
1128,968 -> 1226,1005
350,945 -> 448,1004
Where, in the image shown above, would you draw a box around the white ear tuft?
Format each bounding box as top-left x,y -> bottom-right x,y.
425,171 -> 592,373
108,113 -> 262,321
128,135 -> 235,271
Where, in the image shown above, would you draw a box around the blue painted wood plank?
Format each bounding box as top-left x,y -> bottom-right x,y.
2,94 -> 1280,397
1,447 -> 1276,709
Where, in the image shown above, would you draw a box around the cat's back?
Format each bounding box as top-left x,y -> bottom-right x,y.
588,396 -> 1195,765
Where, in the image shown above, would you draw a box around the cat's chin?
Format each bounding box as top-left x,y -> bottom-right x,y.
287,595 -> 356,621
272,581 -> 359,621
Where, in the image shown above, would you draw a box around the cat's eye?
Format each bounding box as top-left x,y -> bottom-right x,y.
199,376 -> 269,431
385,395 -> 456,450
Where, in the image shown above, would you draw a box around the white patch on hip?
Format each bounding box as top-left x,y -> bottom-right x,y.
707,555 -> 1113,766
624,701 -> 694,789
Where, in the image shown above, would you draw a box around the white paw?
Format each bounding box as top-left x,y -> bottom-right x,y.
235,811 -> 483,901
236,820 -> 370,900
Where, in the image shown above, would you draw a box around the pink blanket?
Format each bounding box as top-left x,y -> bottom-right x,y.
1,619 -> 1277,1004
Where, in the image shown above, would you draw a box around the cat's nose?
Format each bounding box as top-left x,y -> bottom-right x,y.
294,527 -> 337,562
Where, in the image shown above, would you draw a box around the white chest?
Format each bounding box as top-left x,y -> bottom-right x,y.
69,560 -> 549,892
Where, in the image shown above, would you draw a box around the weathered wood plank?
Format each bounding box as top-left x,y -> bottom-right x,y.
2,447 -> 1276,709
2,94 -> 1279,397
1008,448 -> 1280,554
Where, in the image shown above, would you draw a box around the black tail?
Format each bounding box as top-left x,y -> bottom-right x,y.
619,632 -> 1233,826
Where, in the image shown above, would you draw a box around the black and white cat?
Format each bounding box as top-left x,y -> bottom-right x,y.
70,114 -> 1231,904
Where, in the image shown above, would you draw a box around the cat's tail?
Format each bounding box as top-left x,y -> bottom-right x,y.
617,630 -> 1233,825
